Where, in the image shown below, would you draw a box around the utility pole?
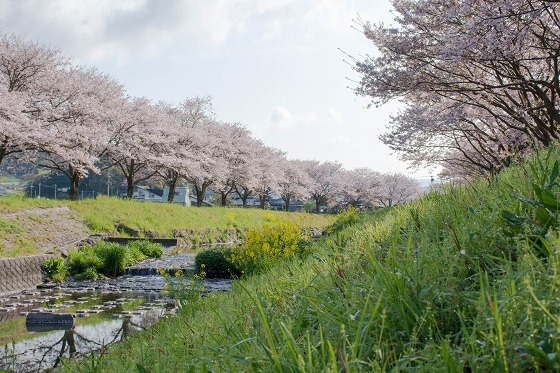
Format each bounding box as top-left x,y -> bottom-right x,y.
54,184 -> 57,200
107,174 -> 111,196
38,182 -> 41,198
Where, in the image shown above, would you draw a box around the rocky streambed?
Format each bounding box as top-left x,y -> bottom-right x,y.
0,252 -> 232,372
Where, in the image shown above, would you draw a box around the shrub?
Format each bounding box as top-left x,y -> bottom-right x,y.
129,240 -> 164,258
67,247 -> 103,276
73,267 -> 99,281
127,245 -> 147,265
41,257 -> 67,283
195,247 -> 240,278
67,240 -> 162,279
92,241 -> 130,276
329,206 -> 361,233
229,221 -> 308,275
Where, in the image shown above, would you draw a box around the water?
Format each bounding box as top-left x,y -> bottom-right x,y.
0,253 -> 232,372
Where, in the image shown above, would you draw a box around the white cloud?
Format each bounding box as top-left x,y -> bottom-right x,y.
328,108 -> 342,125
266,106 -> 326,131
326,135 -> 351,149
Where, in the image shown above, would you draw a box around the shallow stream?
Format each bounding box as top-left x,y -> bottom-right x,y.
0,252 -> 232,372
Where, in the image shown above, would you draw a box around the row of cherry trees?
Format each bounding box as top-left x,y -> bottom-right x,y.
354,0 -> 560,178
0,32 -> 421,209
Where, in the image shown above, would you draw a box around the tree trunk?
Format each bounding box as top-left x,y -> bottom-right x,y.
68,167 -> 81,201
125,159 -> 135,199
220,192 -> 228,206
0,147 -> 5,167
315,198 -> 321,214
241,194 -> 248,208
195,184 -> 207,207
260,195 -> 266,209
285,199 -> 291,211
167,172 -> 179,203
126,174 -> 134,199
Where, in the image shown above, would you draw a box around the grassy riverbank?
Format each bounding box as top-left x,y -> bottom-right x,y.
59,146 -> 560,371
0,197 -> 334,258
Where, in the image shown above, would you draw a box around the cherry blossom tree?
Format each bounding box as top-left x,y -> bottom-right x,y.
338,167 -> 382,208
151,102 -> 203,203
0,32 -> 67,167
230,139 -> 274,208
354,0 -> 560,176
382,92 -> 531,178
106,97 -> 165,198
31,66 -> 127,200
210,123 -> 256,206
252,146 -> 286,209
299,160 -> 343,213
375,173 -> 423,207
184,122 -> 231,207
279,159 -> 312,211
173,97 -> 229,206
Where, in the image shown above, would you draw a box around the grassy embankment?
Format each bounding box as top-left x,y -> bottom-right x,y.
0,197 -> 334,258
61,146 -> 560,371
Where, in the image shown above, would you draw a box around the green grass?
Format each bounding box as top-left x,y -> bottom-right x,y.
70,197 -> 332,236
58,145 -> 560,371
0,196 -> 334,258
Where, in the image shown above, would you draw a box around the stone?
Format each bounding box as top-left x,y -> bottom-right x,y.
26,312 -> 75,325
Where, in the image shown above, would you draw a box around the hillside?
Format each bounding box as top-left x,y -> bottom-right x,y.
0,196 -> 335,258
61,146 -> 560,371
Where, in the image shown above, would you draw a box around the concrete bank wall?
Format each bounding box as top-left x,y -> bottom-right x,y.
0,255 -> 50,295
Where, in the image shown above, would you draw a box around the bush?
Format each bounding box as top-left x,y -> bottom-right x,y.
92,241 -> 131,276
195,247 -> 240,278
41,257 -> 67,283
67,247 -> 103,276
128,240 -> 164,258
73,267 -> 99,281
229,221 -> 309,275
67,240 -> 163,279
329,206 -> 361,233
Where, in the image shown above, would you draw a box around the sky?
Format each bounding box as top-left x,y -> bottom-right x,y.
0,0 -> 435,178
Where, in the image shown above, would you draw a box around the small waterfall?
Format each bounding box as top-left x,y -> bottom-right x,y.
123,253 -> 196,277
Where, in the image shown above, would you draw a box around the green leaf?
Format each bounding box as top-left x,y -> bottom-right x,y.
539,189 -> 560,211
501,210 -> 527,226
511,194 -> 540,206
536,206 -> 556,229
532,183 -> 543,200
549,160 -> 559,187
136,364 -> 151,373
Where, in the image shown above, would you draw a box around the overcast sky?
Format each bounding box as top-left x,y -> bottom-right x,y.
0,0 -> 434,178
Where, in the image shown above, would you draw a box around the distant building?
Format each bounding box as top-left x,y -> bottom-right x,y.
134,185 -> 191,207
162,186 -> 191,207
269,197 -> 304,212
133,186 -> 163,202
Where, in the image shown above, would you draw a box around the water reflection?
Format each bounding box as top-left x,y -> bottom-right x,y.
0,251 -> 232,373
1,309 -> 164,372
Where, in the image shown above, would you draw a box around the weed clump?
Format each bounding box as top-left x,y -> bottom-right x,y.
194,247 -> 240,278
41,257 -> 67,283
65,240 -> 164,279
